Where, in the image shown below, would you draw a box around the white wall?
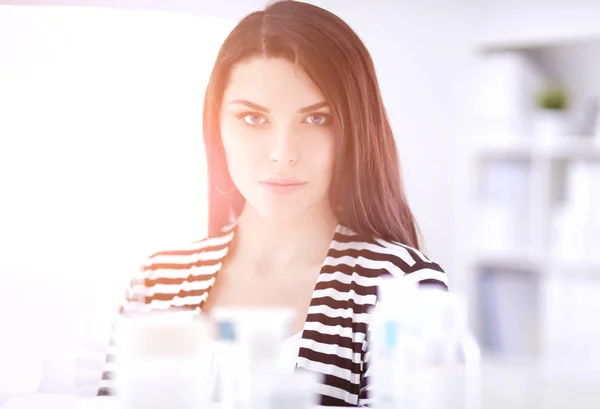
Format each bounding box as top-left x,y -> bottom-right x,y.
478,0 -> 600,49
0,5 -> 237,395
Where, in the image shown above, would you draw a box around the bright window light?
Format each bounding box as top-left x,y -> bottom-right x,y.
0,9 -> 236,387
0,5 -> 235,291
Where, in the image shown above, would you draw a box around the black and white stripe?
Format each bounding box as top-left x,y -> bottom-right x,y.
97,223 -> 447,406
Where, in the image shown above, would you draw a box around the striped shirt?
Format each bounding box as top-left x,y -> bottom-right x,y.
97,222 -> 448,406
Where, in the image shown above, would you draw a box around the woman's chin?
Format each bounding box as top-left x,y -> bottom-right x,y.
240,193 -> 331,224
247,201 -> 309,223
259,206 -> 305,222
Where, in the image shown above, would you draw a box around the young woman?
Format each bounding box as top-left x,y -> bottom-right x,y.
98,1 -> 448,406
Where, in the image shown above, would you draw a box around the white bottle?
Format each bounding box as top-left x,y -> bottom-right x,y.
370,279 -> 481,409
212,311 -> 246,409
211,307 -> 318,409
114,310 -> 213,409
414,290 -> 481,409
370,278 -> 422,409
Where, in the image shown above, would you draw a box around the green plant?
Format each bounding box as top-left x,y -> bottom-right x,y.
536,84 -> 568,110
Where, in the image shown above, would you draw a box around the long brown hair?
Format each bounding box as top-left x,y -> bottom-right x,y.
203,0 -> 421,249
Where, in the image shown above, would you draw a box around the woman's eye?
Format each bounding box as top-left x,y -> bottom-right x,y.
241,113 -> 266,125
305,114 -> 329,126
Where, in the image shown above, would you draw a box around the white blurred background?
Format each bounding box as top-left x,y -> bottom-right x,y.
1,0 -> 600,407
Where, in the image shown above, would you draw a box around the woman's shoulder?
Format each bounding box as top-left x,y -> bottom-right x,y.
120,227 -> 236,310
335,224 -> 448,290
135,225 -> 236,282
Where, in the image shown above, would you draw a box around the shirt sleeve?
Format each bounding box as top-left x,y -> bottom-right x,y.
358,332 -> 373,407
96,265 -> 153,396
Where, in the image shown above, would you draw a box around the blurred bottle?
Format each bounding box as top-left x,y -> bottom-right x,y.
0,311 -> 44,396
211,307 -> 318,409
371,279 -> 481,409
113,309 -> 214,409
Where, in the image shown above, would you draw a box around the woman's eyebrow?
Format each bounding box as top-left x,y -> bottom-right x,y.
298,101 -> 328,113
229,99 -> 269,112
229,99 -> 328,114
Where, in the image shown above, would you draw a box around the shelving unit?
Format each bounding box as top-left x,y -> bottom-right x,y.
471,250 -> 545,273
458,9 -> 600,369
474,136 -> 600,160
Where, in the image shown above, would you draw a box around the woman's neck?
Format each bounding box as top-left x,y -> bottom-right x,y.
231,204 -> 338,274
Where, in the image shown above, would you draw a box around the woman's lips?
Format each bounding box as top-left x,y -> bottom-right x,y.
259,180 -> 307,195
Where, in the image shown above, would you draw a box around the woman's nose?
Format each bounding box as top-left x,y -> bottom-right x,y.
268,129 -> 299,164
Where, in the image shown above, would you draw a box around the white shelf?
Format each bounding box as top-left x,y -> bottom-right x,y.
537,137 -> 600,160
471,249 -> 544,272
473,254 -> 600,275
473,137 -> 534,159
549,258 -> 600,274
474,136 -> 600,161
477,31 -> 600,53
480,355 -> 600,409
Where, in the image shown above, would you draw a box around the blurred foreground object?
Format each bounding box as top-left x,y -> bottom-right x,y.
113,310 -> 213,409
371,279 -> 481,409
211,307 -> 318,409
0,328 -> 43,395
0,291 -> 46,396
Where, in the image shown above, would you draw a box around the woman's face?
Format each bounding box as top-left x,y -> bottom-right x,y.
219,57 -> 335,222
